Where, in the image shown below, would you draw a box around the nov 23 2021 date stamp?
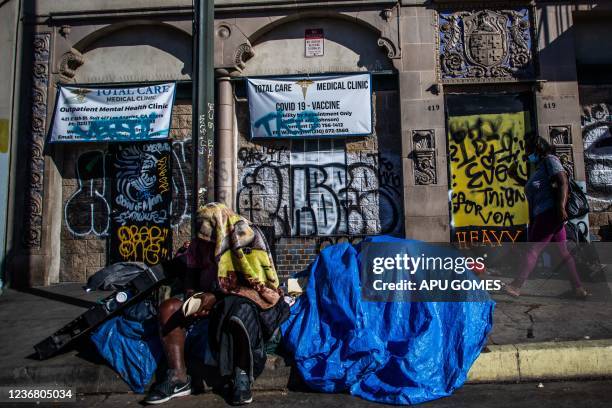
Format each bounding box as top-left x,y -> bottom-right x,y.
0,387 -> 75,403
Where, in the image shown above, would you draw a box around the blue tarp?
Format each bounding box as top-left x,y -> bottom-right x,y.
91,308 -> 212,393
281,236 -> 495,405
91,316 -> 163,393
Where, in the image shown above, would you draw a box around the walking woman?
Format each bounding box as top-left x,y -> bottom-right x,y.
145,203 -> 288,405
505,136 -> 589,299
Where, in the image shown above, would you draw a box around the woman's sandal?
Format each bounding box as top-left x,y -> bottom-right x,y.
503,284 -> 521,298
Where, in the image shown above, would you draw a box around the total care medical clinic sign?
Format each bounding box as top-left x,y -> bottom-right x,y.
48,83 -> 176,143
247,73 -> 372,139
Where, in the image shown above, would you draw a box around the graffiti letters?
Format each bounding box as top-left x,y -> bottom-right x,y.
170,139 -> 192,229
237,143 -> 403,237
64,151 -> 110,237
238,146 -> 287,166
117,225 -> 170,265
109,142 -> 173,265
69,113 -> 163,141
64,140 -> 191,239
448,112 -> 529,243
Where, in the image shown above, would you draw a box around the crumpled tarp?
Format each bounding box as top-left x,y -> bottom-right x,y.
91,303 -> 212,393
281,236 -> 495,405
91,315 -> 163,393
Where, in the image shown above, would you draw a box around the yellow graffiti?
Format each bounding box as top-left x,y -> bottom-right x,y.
117,225 -> 169,264
0,119 -> 9,153
158,156 -> 170,194
448,111 -> 530,230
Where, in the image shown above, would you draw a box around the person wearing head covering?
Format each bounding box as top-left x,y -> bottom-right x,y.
144,203 -> 288,405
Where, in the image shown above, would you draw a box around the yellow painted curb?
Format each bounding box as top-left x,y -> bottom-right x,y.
468,344 -> 519,382
468,340 -> 612,383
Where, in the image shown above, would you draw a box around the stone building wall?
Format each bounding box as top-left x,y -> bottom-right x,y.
11,0 -> 612,287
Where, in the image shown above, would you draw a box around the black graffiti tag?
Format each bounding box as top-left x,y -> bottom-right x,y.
449,118 -> 528,228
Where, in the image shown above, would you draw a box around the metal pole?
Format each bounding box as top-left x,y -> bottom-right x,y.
192,0 -> 215,236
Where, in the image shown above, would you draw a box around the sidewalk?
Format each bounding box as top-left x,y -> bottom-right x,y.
0,280 -> 611,394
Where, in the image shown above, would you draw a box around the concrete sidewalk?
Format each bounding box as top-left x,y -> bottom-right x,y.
0,282 -> 611,394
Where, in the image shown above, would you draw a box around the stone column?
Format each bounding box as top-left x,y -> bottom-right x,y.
535,4 -> 585,182
215,70 -> 236,209
398,5 -> 449,242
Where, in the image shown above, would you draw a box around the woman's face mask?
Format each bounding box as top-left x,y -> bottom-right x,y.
527,152 -> 539,163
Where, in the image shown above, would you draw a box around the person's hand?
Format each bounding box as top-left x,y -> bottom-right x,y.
191,293 -> 217,318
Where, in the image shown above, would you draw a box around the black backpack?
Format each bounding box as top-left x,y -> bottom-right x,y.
544,156 -> 589,220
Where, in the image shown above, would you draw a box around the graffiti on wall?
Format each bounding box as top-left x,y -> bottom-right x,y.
236,143 -> 403,237
109,142 -> 173,265
581,103 -> 612,212
64,139 -> 192,240
64,150 -> 111,237
448,112 -> 529,244
170,139 -> 192,229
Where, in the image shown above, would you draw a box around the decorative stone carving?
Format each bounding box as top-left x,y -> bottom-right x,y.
59,25 -> 71,38
555,145 -> 575,179
438,8 -> 534,83
217,25 -> 231,39
377,37 -> 400,59
549,125 -> 572,145
23,32 -> 51,249
58,48 -> 84,82
234,43 -> 255,71
412,130 -> 437,185
549,125 -> 574,177
381,9 -> 394,21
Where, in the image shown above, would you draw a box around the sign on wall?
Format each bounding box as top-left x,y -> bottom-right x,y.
247,73 -> 372,139
305,29 -> 324,57
49,83 -> 176,143
109,142 -> 173,265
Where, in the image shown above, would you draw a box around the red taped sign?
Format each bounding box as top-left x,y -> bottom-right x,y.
305,28 -> 324,57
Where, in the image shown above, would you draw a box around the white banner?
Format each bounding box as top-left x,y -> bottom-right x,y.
247,73 -> 372,139
49,83 -> 176,143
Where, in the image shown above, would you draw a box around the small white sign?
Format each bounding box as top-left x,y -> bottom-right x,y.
247,73 -> 372,139
49,83 -> 176,143
305,28 -> 324,58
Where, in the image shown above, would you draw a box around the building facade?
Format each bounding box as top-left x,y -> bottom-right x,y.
4,0 -> 612,286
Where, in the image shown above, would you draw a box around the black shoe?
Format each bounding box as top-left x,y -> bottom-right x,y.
144,374 -> 192,405
231,368 -> 253,405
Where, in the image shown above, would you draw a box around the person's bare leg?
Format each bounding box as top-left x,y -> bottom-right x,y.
159,298 -> 188,382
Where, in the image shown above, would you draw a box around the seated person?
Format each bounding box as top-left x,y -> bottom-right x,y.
144,203 -> 288,405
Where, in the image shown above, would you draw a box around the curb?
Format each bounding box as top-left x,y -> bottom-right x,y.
468,339 -> 612,382
3,340 -> 612,394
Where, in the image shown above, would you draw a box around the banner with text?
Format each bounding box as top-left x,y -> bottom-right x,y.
49,83 -> 176,143
247,74 -> 372,139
